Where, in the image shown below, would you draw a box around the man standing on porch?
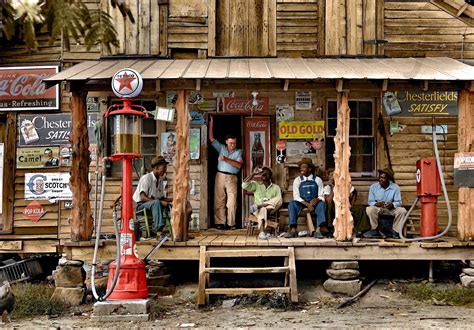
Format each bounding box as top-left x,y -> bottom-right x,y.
209,115 -> 243,230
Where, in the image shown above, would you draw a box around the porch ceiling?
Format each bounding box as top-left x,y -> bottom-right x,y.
44,57 -> 474,84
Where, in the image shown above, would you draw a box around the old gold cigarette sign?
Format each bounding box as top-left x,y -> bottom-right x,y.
278,121 -> 325,139
383,91 -> 458,117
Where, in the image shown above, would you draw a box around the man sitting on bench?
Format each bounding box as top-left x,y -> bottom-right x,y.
365,167 -> 407,239
283,158 -> 327,238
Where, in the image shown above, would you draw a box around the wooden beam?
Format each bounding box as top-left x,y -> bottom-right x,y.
333,92 -> 353,241
196,78 -> 201,91
70,87 -> 93,241
457,3 -> 469,17
382,79 -> 388,92
208,0 -> 216,56
423,80 -> 429,91
283,79 -> 290,91
430,0 -> 474,26
2,113 -> 16,233
155,79 -> 161,92
171,90 -> 190,242
336,79 -> 344,92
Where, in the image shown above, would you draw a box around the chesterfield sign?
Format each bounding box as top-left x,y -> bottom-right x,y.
0,66 -> 59,111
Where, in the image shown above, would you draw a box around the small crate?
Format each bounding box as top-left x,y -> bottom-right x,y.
0,259 -> 43,283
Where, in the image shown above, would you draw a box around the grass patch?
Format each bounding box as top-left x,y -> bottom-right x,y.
11,283 -> 67,319
399,282 -> 474,306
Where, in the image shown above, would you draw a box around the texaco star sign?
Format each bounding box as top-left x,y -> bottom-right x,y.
111,68 -> 143,98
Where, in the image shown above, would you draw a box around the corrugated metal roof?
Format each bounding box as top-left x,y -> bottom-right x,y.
44,57 -> 474,83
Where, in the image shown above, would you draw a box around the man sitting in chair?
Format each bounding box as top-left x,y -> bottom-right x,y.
133,155 -> 172,236
284,158 -> 327,238
242,166 -> 282,240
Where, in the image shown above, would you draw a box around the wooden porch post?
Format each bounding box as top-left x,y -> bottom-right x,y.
333,92 -> 353,241
69,86 -> 93,241
172,90 -> 190,242
457,89 -> 474,241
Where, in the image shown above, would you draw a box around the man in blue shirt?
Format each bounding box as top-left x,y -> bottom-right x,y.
209,115 -> 243,230
365,167 -> 407,238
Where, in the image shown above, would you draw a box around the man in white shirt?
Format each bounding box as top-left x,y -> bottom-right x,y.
133,155 -> 171,233
284,158 -> 326,238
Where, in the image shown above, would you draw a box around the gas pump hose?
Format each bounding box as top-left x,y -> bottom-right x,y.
90,157 -> 122,301
399,128 -> 452,241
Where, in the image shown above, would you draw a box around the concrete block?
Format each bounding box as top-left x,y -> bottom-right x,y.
323,278 -> 362,296
91,314 -> 150,322
326,269 -> 360,280
93,299 -> 152,316
329,261 -> 359,270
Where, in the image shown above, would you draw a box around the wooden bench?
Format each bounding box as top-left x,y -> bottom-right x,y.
198,246 -> 298,305
278,208 -> 315,234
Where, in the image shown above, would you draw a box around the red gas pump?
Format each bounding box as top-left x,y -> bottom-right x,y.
105,68 -> 148,300
416,158 -> 442,237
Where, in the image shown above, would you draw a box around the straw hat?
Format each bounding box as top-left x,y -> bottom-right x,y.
378,167 -> 395,181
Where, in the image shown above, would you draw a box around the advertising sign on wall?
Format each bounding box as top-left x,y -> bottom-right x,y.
24,172 -> 72,201
383,91 -> 458,117
18,113 -> 97,146
223,97 -> 269,115
244,117 -> 271,177
17,146 -> 60,169
454,152 -> 474,187
22,200 -> 46,222
0,66 -> 59,111
278,121 -> 325,139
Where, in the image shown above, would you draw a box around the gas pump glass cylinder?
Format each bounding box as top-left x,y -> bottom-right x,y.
112,114 -> 142,155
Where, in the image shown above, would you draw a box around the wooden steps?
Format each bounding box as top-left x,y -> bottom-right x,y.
198,246 -> 298,305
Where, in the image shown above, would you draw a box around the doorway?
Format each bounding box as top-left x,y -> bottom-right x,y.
208,115 -> 243,228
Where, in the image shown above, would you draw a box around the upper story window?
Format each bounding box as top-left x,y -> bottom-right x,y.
326,100 -> 375,176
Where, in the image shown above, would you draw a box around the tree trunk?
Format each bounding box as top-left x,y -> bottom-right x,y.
69,88 -> 93,241
457,90 -> 474,241
333,92 -> 353,241
172,90 -> 190,242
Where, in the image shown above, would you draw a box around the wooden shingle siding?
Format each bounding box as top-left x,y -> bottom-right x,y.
277,0 -> 319,57
384,1 -> 474,58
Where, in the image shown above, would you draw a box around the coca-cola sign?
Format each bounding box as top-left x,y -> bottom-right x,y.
223,97 -> 269,115
0,66 -> 59,111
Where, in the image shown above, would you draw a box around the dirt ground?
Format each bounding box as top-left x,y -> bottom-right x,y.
5,281 -> 474,329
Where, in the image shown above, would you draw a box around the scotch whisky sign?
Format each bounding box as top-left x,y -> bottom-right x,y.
383,91 -> 458,117
0,66 -> 59,111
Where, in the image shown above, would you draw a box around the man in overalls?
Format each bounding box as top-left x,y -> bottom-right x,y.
284,158 -> 327,238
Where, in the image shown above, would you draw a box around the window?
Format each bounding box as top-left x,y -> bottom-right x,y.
326,100 -> 375,176
108,100 -> 158,175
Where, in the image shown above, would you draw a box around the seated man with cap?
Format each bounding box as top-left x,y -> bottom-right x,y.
133,155 -> 172,235
284,158 -> 327,238
365,167 -> 407,239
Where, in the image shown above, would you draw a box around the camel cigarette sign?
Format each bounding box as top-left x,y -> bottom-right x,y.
0,66 -> 59,111
383,91 -> 458,117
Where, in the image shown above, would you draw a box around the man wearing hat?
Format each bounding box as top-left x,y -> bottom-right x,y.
133,155 -> 173,234
284,157 -> 327,238
365,167 -> 407,238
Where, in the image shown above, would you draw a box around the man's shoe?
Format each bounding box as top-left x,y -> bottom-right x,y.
258,232 -> 268,240
363,229 -> 382,238
229,225 -> 238,230
313,231 -> 324,239
216,224 -> 225,230
390,229 -> 400,239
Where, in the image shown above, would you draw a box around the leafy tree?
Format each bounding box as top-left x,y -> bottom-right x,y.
0,0 -> 134,53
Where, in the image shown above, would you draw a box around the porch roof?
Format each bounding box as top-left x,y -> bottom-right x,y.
44,57 -> 474,84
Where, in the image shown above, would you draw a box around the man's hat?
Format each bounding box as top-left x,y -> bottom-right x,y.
297,157 -> 315,168
151,155 -> 168,167
378,167 -> 395,181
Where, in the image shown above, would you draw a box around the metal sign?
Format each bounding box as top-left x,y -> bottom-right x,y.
383,91 -> 458,117
23,201 -> 46,222
454,152 -> 474,187
18,113 -> 97,146
278,121 -> 325,139
111,68 -> 143,98
0,66 -> 59,111
222,97 -> 270,115
24,172 -> 72,201
17,146 -> 60,168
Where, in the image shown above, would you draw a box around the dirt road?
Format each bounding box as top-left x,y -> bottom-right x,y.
6,282 -> 474,328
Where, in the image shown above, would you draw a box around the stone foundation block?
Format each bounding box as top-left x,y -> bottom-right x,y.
462,268 -> 474,276
51,287 -> 85,306
329,261 -> 359,270
323,278 -> 362,296
327,269 -> 360,280
53,265 -> 86,288
460,274 -> 474,288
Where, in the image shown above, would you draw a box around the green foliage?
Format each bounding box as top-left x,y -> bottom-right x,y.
1,0 -> 134,52
399,282 -> 474,306
11,283 -> 67,319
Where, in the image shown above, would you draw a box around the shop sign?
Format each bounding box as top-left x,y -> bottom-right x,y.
86,96 -> 99,112
25,172 -> 72,201
276,104 -> 294,122
383,91 -> 458,117
59,144 -> 97,167
244,117 -> 271,177
222,97 -> 269,115
278,121 -> 325,139
23,200 -> 46,222
295,91 -> 312,110
18,113 -> 97,146
0,66 -> 59,111
454,152 -> 474,187
286,141 -> 321,156
17,146 -> 60,169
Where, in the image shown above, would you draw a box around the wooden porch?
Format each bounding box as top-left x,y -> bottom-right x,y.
63,230 -> 474,262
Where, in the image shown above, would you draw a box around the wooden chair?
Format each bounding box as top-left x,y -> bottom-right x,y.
278,208 -> 315,235
246,211 -> 280,236
135,207 -> 173,239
